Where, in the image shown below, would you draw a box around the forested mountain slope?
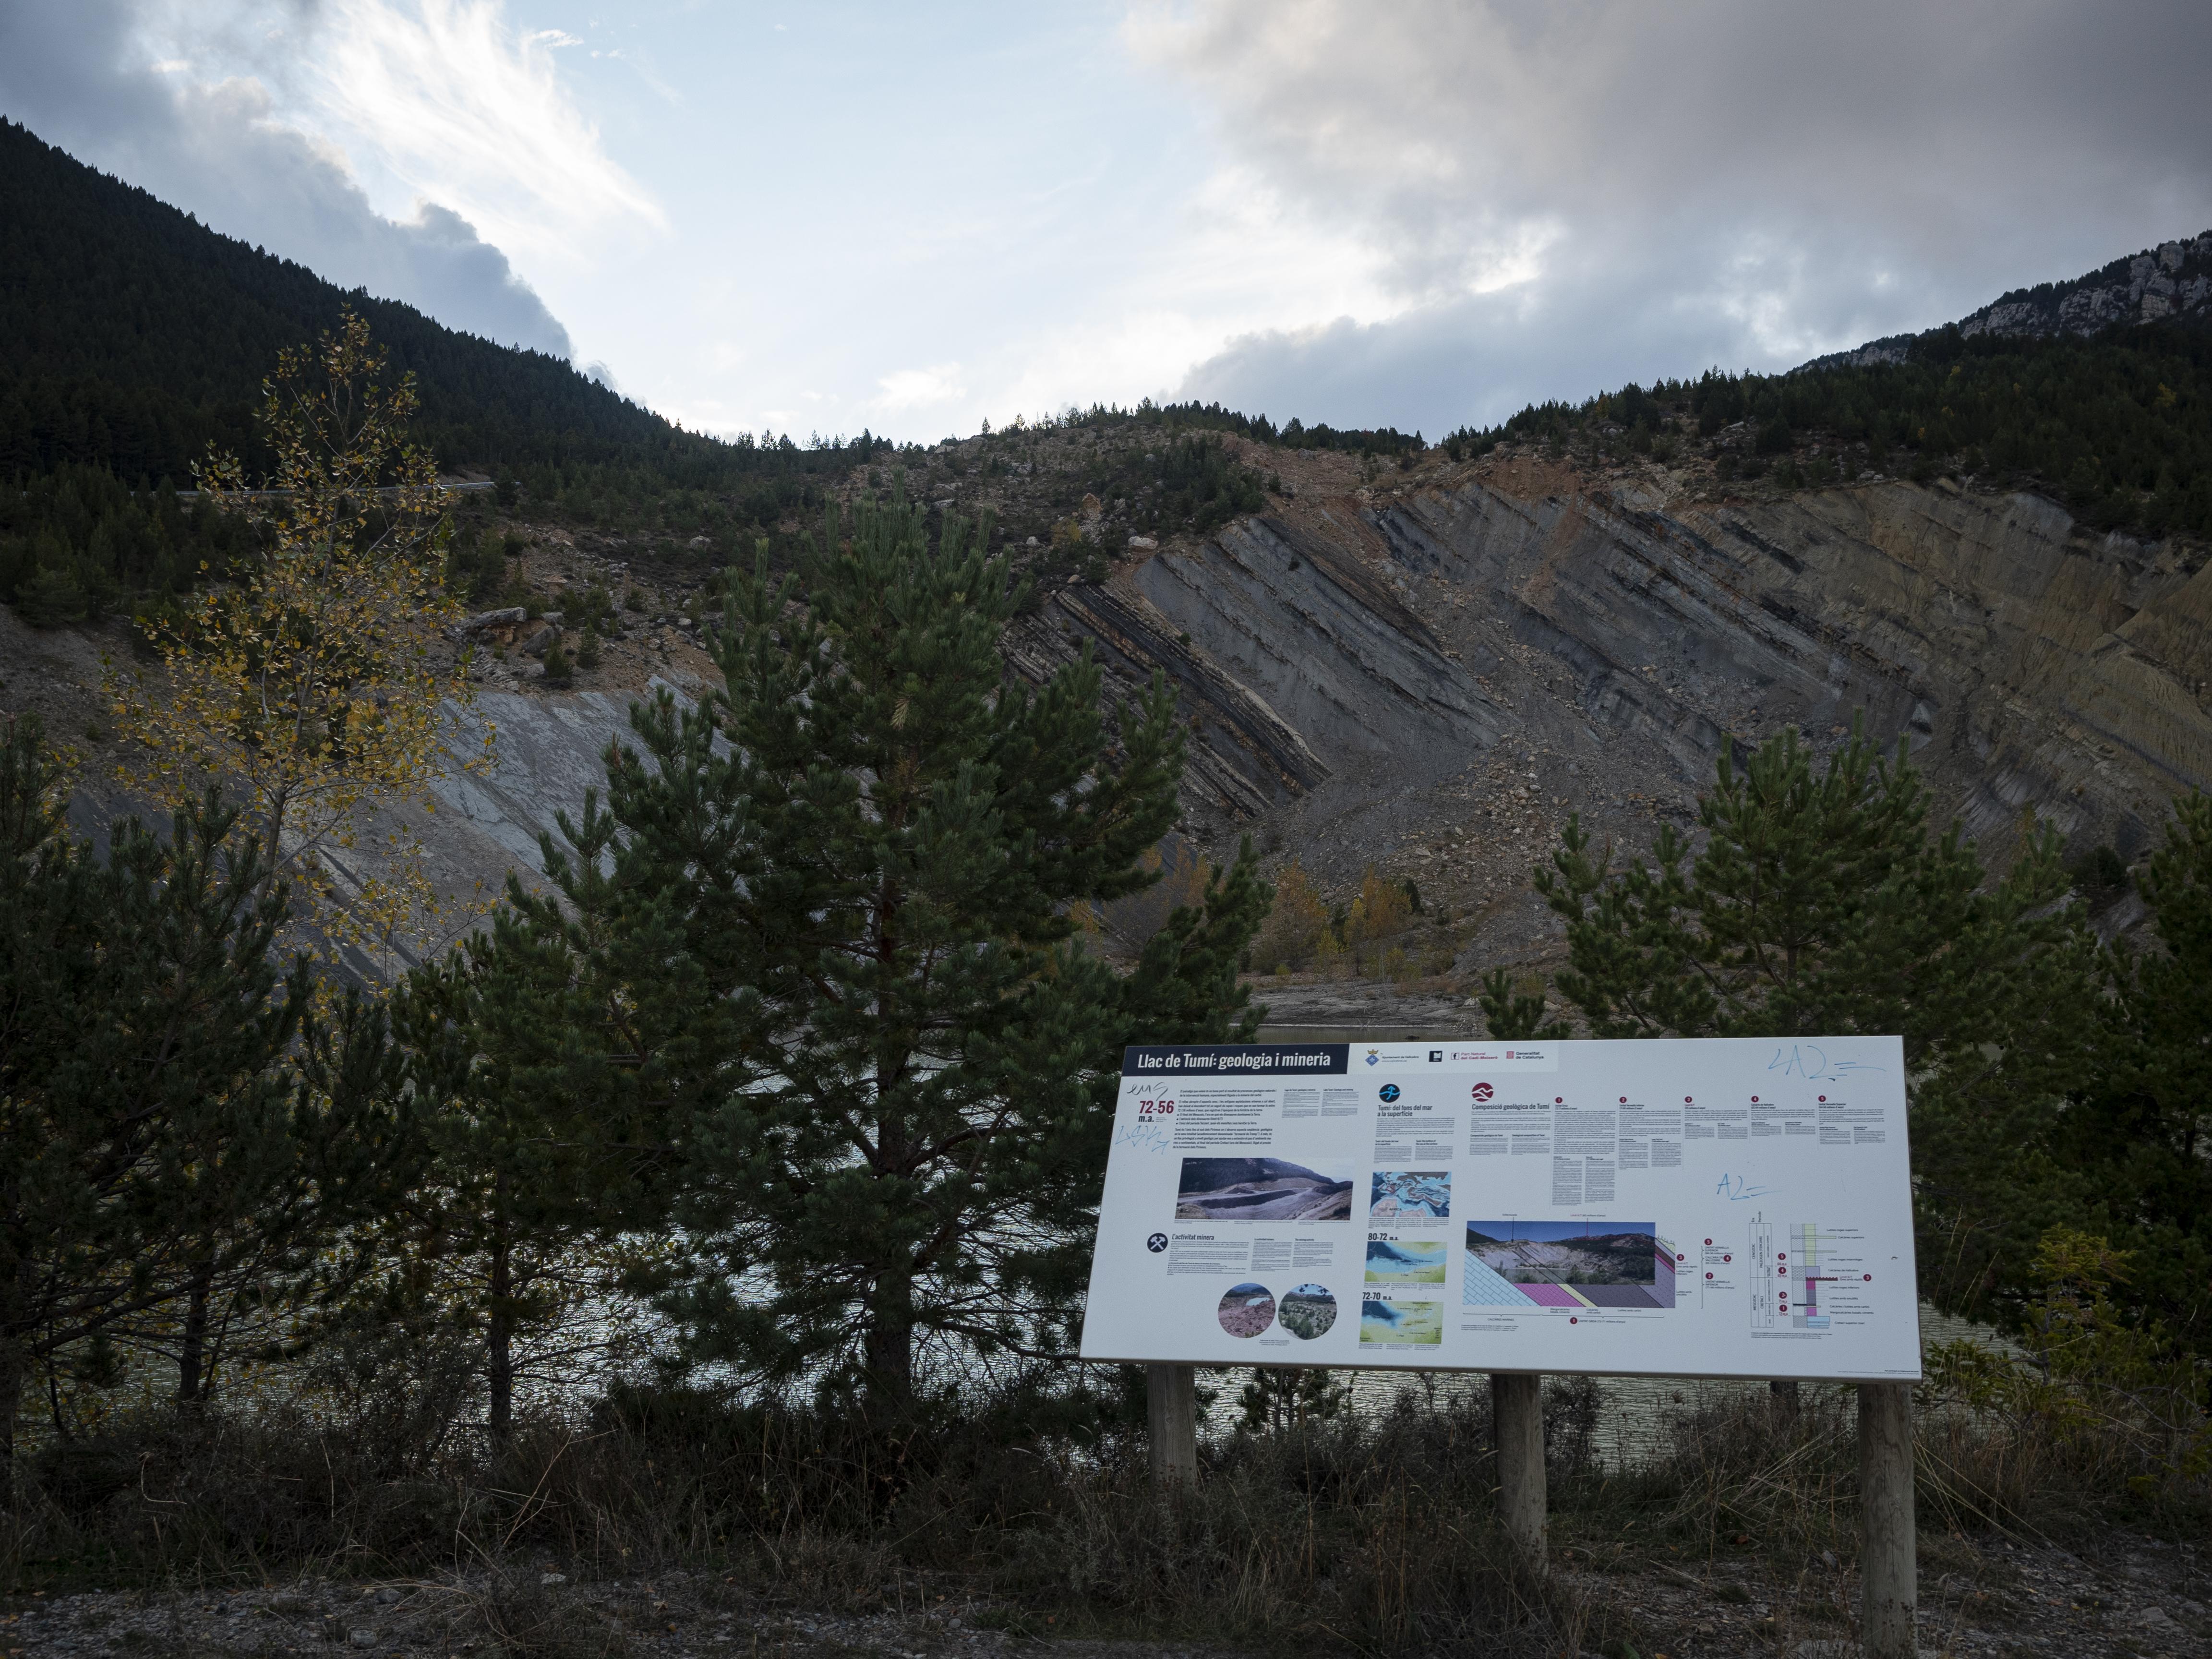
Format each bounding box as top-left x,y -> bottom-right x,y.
0,118 -> 897,619
0,119 -> 730,482
5,117 -> 2210,1010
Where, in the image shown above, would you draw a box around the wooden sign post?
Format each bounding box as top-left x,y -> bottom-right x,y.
1859,1380 -> 1917,1658
1491,1370 -> 1548,1563
1147,1362 -> 1197,1487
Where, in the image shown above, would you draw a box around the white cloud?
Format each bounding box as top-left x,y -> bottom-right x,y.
1134,0 -> 2212,430
0,0 -> 577,358
15,0 -> 2211,446
282,0 -> 662,267
873,364 -> 969,413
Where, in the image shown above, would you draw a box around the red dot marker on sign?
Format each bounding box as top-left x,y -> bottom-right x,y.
1819,1095 -> 1827,1102
1555,1096 -> 1563,1104
1569,1316 -> 1579,1324
1705,1272 -> 1714,1280
1723,1253 -> 1733,1262
1620,1095 -> 1627,1103
1752,1095 -> 1759,1102
1863,1274 -> 1872,1282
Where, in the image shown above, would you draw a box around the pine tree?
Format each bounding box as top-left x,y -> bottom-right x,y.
387,902 -> 674,1444
524,486 -> 1264,1404
0,715 -> 362,1483
2062,795 -> 2212,1354
1519,720 -> 2101,1326
541,636 -> 574,687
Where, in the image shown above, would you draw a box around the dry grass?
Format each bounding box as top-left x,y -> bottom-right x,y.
3,1368 -> 2203,1656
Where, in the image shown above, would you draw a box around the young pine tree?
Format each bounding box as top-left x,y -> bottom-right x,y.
1518,720 -> 2102,1327
2062,795 -> 2212,1356
0,717 -> 393,1481
524,486 -> 1265,1405
388,901 -> 676,1446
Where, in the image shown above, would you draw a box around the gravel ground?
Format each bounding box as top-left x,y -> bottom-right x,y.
6,1529 -> 2204,1659
1559,1530 -> 2208,1659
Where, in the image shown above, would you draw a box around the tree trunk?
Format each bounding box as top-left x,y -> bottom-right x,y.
864,1271 -> 914,1410
487,1224 -> 513,1449
866,1054 -> 914,1410
864,1314 -> 912,1405
0,1242 -> 28,1511
0,1336 -> 23,1513
178,1258 -> 215,1409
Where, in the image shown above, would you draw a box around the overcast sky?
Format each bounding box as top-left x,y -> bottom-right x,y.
4,0 -> 2210,443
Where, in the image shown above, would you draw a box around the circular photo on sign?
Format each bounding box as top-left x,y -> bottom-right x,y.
1278,1283 -> 1337,1340
1217,1282 -> 1276,1338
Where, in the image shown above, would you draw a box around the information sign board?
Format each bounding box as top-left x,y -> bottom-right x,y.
1079,1037 -> 1919,1381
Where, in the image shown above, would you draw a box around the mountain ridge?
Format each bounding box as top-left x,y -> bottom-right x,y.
1799,229 -> 2212,372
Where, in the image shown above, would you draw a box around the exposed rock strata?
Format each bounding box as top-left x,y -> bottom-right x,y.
1029,448 -> 2209,974
8,448 -> 2201,983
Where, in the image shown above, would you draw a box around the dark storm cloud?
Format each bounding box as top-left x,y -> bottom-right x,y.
0,0 -> 574,359
1153,0 -> 2212,432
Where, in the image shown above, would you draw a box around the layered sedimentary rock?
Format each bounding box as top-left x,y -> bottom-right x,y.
1034,449 -> 2209,970
12,446 -> 2202,980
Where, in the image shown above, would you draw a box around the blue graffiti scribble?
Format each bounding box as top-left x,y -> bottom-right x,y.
1116,1122 -> 1174,1157
1717,1173 -> 1774,1202
1767,1043 -> 1885,1081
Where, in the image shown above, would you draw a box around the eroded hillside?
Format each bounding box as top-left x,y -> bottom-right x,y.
7,410 -> 2205,1002
1013,432 -> 2209,999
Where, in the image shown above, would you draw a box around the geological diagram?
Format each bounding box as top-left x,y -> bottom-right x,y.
1750,1218 -> 1877,1332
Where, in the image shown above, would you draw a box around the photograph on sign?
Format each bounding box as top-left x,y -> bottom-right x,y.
1080,1037 -> 1919,1382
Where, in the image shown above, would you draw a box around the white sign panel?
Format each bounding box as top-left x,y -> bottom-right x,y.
1079,1037 -> 1919,1381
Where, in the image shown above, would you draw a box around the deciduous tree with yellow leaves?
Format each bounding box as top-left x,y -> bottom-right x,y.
1344,864 -> 1414,974
1250,860 -> 1328,973
108,311 -> 490,974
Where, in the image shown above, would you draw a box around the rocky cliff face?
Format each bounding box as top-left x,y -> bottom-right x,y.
1024,437 -> 2208,986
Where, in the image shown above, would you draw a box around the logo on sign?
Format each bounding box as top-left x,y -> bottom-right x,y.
1364,1049 -> 1380,1066
1428,1049 -> 1443,1062
1471,1082 -> 1495,1101
1146,1232 -> 1168,1254
1379,1084 -> 1401,1102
